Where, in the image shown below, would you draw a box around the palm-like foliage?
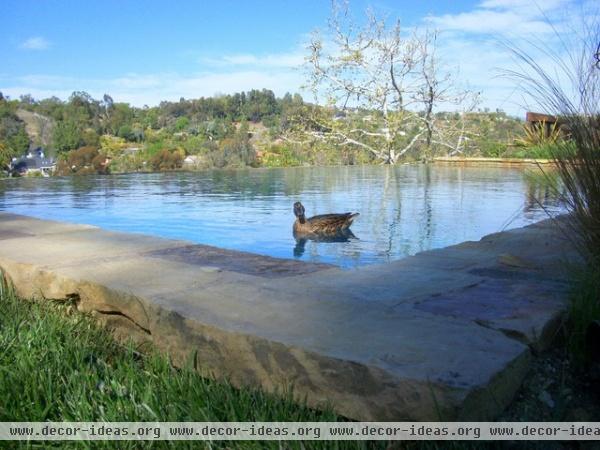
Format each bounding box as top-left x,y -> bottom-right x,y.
514,120 -> 563,148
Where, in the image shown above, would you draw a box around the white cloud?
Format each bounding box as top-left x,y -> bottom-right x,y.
3,40 -> 308,107
20,37 -> 51,50
2,69 -> 305,106
420,0 -> 588,116
428,10 -> 554,35
111,74 -> 165,89
479,0 -> 567,13
426,0 -> 572,36
201,49 -> 306,69
429,35 -> 544,114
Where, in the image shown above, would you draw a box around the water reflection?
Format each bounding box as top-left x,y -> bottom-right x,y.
293,229 -> 358,258
0,165 -> 564,268
523,169 -> 563,218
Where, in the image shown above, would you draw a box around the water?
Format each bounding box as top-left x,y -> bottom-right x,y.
0,165 -> 563,268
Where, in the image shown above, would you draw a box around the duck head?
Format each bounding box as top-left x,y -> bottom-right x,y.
293,201 -> 306,223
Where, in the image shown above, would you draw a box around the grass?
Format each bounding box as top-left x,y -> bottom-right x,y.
565,265 -> 600,366
504,17 -> 600,364
505,25 -> 600,265
509,143 -> 564,160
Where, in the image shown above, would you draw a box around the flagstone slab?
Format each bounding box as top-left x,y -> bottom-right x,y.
0,212 -> 580,420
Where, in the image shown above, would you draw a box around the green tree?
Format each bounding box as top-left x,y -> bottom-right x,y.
0,142 -> 19,171
65,91 -> 98,129
52,120 -> 82,153
81,129 -> 100,147
174,116 -> 190,132
36,96 -> 65,121
117,125 -> 134,141
108,103 -> 134,135
214,123 -> 257,168
0,97 -> 30,163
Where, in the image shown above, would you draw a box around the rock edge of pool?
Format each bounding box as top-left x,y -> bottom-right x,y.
0,212 -> 580,421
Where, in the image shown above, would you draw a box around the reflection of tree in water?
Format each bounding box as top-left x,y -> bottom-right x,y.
380,166 -> 402,258
157,167 -> 341,200
386,165 -> 435,257
0,182 -> 6,204
523,169 -> 564,217
418,164 -> 434,252
361,164 -> 436,260
69,176 -> 98,209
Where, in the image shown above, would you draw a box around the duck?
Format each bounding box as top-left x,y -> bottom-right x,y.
293,201 -> 359,236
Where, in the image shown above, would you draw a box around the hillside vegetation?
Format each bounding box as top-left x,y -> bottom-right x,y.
1,90 -> 531,176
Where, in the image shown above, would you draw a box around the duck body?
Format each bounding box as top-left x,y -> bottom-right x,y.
293,201 -> 359,236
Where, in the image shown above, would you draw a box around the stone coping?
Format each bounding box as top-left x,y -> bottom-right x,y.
0,212 -> 579,420
434,157 -> 554,166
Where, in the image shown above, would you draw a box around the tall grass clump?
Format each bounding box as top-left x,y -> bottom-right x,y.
506,23 -> 600,264
505,17 -> 600,362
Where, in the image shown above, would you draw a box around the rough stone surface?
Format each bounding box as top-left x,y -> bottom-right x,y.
0,212 -> 580,421
146,244 -> 333,278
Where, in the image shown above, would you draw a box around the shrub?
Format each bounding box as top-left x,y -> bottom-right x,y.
217,137 -> 257,168
117,125 -> 134,141
507,23 -> 600,263
514,121 -> 563,148
174,116 -> 190,132
145,140 -> 165,156
478,141 -> 506,158
508,142 -> 574,160
56,146 -> 109,175
81,128 -> 100,147
0,142 -> 19,171
261,144 -> 304,167
182,135 -> 207,155
150,149 -> 183,171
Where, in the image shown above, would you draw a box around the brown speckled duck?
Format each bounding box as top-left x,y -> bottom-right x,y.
293,201 -> 359,236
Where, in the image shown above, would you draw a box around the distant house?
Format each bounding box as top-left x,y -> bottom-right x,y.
183,155 -> 202,168
525,111 -> 568,136
10,148 -> 56,177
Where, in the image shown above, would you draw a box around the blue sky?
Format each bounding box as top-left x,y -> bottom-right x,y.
1,0 -> 593,115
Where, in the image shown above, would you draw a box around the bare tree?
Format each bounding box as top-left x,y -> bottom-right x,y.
303,1 -> 471,163
413,30 -> 480,158
429,91 -> 481,157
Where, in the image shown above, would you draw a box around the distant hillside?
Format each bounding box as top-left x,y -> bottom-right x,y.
15,109 -> 54,154
1,90 -> 531,176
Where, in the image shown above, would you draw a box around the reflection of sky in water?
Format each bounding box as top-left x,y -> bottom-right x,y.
0,165 -> 564,268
